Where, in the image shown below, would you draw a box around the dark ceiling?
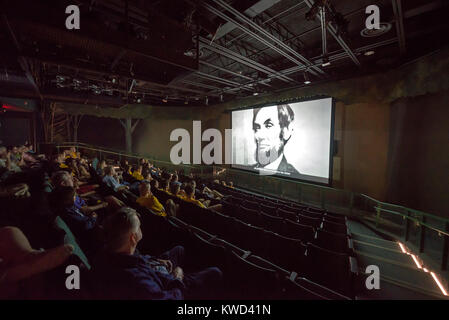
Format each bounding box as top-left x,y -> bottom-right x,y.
0,0 -> 448,107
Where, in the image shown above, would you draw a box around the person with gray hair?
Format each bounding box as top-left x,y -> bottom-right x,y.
251,104 -> 300,176
91,207 -> 222,299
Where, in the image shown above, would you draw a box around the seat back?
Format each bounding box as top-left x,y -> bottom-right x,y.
281,220 -> 315,242
242,200 -> 260,211
263,231 -> 307,273
225,251 -> 282,299
297,214 -> 322,228
260,211 -> 285,234
304,243 -> 353,297
238,206 -> 261,227
277,207 -> 298,222
54,216 -> 91,270
322,219 -> 349,235
313,229 -> 351,254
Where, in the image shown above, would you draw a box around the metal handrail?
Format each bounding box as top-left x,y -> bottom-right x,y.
375,206 -> 449,237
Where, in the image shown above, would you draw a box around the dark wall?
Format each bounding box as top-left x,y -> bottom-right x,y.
0,112 -> 33,147
386,91 -> 449,216
77,115 -> 126,151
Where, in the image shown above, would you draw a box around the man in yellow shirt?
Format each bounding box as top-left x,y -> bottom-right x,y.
182,184 -> 206,208
136,182 -> 166,217
183,184 -> 223,212
132,165 -> 144,181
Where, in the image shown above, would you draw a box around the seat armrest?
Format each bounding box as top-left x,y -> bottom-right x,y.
349,256 -> 358,275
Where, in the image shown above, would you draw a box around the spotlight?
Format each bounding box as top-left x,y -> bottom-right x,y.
137,98 -> 142,103
364,50 -> 375,56
322,57 -> 331,67
253,92 -> 259,96
303,72 -> 311,85
162,96 -> 168,103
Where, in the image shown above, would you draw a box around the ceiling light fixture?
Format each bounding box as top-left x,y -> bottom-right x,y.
322,56 -> 331,67
162,96 -> 168,103
364,50 -> 375,56
303,72 -> 311,85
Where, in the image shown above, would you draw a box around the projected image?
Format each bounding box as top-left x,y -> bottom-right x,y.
231,97 -> 333,184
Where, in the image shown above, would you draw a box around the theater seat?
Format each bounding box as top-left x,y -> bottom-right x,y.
225,251 -> 283,299
242,200 -> 260,211
312,229 -> 354,254
232,219 -> 266,254
260,211 -> 285,234
281,220 -> 315,242
297,214 -> 322,228
260,203 -> 277,215
321,219 -> 349,235
277,207 -> 298,222
263,231 -> 307,274
238,206 -> 262,227
304,243 -> 357,298
281,274 -> 351,300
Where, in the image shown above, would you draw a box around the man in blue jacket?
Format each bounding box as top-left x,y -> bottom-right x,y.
91,207 -> 222,299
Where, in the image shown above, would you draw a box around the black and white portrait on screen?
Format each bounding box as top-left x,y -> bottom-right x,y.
231,98 -> 333,184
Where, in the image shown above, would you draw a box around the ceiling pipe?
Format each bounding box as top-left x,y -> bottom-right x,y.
204,2 -> 320,78
210,0 -> 325,76
304,0 -> 361,67
199,37 -> 295,83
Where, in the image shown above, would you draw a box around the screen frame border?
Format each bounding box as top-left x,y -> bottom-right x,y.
229,95 -> 335,187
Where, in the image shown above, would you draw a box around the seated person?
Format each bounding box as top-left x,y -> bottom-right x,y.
52,170 -> 123,211
96,160 -> 107,177
91,207 -> 222,299
159,179 -> 170,194
0,147 -> 21,175
171,174 -> 182,187
132,165 -> 144,181
103,166 -> 129,192
150,179 -> 159,191
50,186 -> 102,251
122,165 -> 134,183
136,182 -> 166,217
65,147 -> 78,159
169,183 -> 186,199
0,227 -> 73,298
183,184 -> 222,212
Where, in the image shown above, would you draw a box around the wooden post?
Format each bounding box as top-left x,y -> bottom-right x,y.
120,118 -> 140,154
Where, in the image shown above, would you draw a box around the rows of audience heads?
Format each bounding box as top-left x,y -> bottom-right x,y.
0,145 -> 233,299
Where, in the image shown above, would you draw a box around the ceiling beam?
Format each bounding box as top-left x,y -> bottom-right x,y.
207,0 -> 324,77
392,0 -> 406,55
211,0 -> 282,41
199,36 -> 295,83
304,0 -> 361,67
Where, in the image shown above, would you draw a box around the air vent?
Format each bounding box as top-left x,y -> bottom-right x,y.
360,23 -> 392,37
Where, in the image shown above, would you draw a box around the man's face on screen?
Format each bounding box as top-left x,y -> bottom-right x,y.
253,106 -> 284,166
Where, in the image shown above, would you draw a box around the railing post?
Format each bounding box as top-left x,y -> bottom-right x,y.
375,205 -> 381,228
442,222 -> 449,271
320,189 -> 325,209
349,192 -> 354,215
405,211 -> 410,242
419,215 -> 426,253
